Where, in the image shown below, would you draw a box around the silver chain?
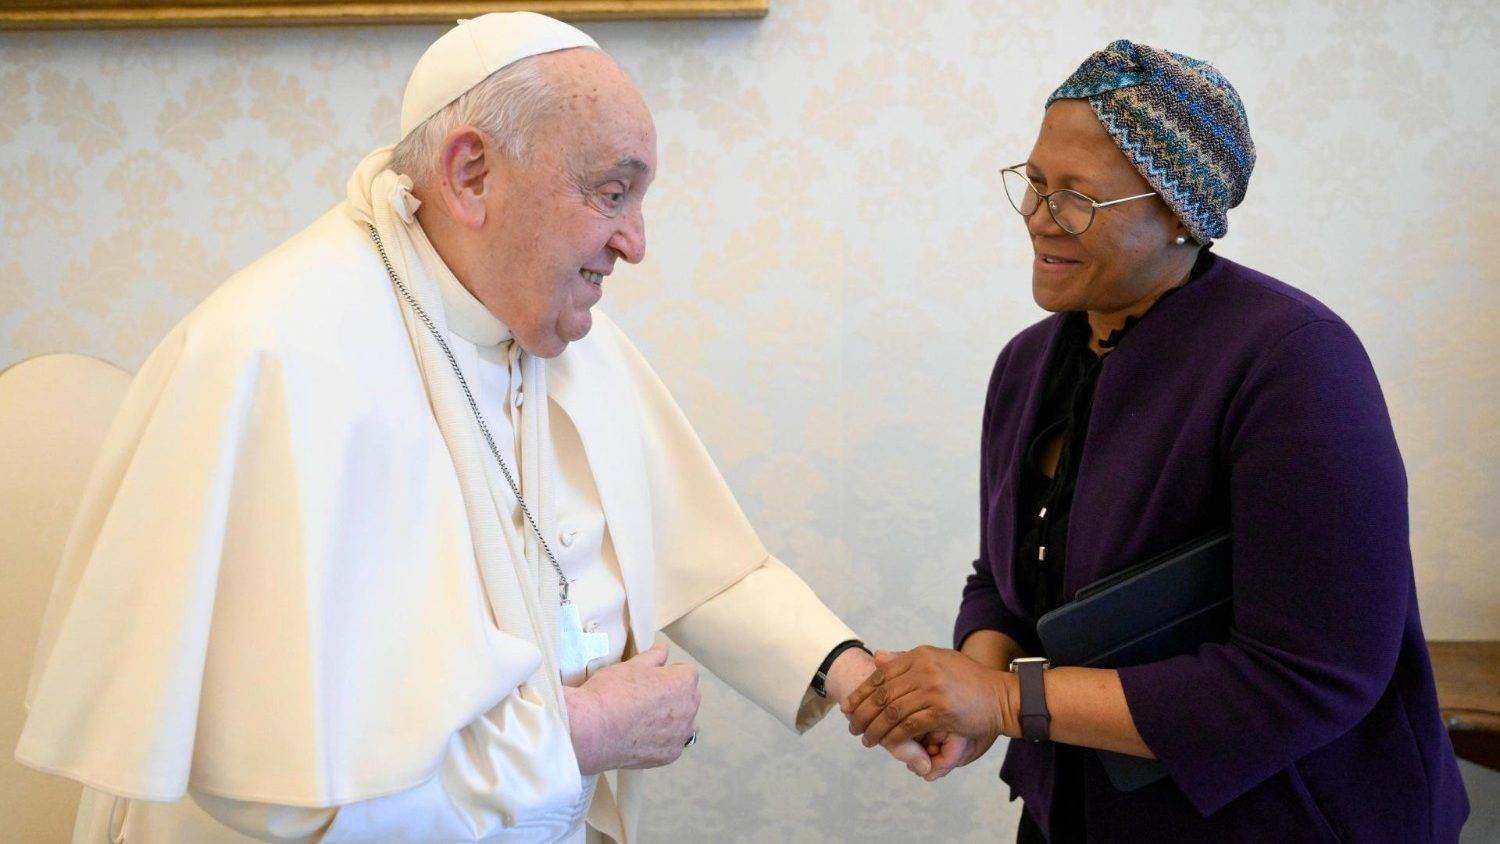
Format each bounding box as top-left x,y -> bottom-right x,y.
367,223 -> 570,605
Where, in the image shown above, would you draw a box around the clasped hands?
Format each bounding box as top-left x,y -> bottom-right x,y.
561,640 -> 1019,781
839,646 -> 1022,781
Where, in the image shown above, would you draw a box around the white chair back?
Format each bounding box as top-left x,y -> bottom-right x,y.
0,353 -> 132,843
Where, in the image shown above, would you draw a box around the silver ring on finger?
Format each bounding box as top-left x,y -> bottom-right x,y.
684,731 -> 698,748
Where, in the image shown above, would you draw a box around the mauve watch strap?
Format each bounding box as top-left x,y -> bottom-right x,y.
1015,658 -> 1052,743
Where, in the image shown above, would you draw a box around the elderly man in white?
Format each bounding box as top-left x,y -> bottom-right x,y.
15,12 -> 926,844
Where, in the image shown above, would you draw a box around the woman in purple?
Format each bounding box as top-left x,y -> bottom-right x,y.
843,40 -> 1469,842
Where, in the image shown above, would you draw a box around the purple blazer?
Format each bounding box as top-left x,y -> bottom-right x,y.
954,255 -> 1469,842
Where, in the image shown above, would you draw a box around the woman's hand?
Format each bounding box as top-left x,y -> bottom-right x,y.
841,646 -> 1018,769
824,647 -> 933,776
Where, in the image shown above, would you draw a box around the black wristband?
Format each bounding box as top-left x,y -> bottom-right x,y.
811,639 -> 871,697
1011,657 -> 1052,742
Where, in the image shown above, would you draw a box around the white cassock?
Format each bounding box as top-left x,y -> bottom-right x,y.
15,148 -> 857,843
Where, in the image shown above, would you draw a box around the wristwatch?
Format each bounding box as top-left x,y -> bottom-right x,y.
812,639 -> 872,698
1009,656 -> 1052,743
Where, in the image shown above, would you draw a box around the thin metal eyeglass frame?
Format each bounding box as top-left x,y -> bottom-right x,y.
1000,163 -> 1157,235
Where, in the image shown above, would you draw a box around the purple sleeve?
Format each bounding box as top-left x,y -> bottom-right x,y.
954,560 -> 1033,651
953,344 -> 1033,651
1118,319 -> 1411,816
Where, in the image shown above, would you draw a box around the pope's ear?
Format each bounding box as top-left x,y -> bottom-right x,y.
435,126 -> 492,229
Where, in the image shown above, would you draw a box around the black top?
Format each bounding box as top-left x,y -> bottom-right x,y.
1014,311 -> 1098,621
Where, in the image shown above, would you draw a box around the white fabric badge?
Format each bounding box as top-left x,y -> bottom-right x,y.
389,176 -> 422,223
558,602 -> 611,679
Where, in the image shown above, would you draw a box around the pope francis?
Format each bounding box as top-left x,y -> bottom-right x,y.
15,12 -> 924,843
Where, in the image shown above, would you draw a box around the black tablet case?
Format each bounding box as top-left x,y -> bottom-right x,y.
1035,531 -> 1232,791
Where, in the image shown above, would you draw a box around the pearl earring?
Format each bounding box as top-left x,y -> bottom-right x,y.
1174,236 -> 1188,246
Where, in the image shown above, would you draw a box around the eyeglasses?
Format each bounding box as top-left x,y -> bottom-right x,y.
1000,164 -> 1157,235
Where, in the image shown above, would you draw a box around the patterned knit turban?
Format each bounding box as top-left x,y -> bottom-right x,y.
1046,39 -> 1255,243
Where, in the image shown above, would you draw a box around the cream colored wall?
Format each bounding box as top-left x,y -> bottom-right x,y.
2,1 -> 1496,839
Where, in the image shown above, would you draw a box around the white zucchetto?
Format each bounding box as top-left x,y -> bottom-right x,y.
399,11 -> 598,140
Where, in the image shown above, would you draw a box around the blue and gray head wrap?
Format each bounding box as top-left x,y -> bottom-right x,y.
1047,39 -> 1255,243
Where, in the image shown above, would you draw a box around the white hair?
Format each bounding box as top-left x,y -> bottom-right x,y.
390,49 -> 594,185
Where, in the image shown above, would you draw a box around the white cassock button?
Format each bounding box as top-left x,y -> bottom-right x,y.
559,526 -> 577,547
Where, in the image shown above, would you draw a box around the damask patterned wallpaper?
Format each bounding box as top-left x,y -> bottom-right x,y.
1,0 -> 1495,840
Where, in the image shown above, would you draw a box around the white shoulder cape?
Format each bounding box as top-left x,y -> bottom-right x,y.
16,207 -> 767,807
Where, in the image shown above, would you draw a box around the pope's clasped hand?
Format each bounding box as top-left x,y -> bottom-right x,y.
563,640 -> 701,776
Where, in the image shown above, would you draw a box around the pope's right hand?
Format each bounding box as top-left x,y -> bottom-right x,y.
564,640 -> 700,775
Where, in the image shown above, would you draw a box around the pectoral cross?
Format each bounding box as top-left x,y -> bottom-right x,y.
558,602 -> 611,679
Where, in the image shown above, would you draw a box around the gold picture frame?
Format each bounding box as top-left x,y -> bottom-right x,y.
0,0 -> 767,29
